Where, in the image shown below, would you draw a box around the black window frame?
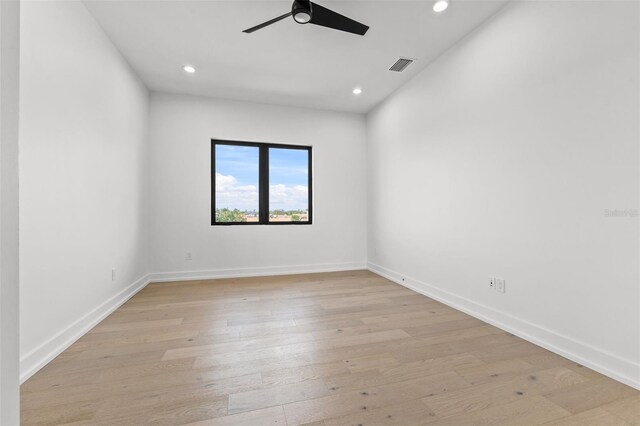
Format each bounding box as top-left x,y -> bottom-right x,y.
211,139 -> 313,226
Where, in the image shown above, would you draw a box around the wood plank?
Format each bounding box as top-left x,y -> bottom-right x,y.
323,399 -> 438,426
423,366 -> 588,419
543,407 -> 631,426
343,352 -> 400,373
283,371 -> 469,425
600,395 -> 640,425
454,358 -> 537,385
184,405 -> 287,426
261,361 -> 350,387
544,378 -> 638,414
21,399 -> 102,425
228,379 -> 330,414
430,395 -> 571,425
379,353 -> 484,383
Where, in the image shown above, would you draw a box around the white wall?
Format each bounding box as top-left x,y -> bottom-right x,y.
19,1 -> 150,381
0,0 -> 20,423
148,93 -> 367,279
367,1 -> 639,387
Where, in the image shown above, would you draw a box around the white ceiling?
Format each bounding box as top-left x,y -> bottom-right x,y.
84,0 -> 507,113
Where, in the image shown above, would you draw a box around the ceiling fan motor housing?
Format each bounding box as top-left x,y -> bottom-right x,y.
243,0 -> 369,36
292,0 -> 312,24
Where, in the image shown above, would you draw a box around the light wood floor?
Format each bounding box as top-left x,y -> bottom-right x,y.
22,270 -> 639,425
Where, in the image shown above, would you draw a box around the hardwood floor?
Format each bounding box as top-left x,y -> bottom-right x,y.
21,270 -> 639,425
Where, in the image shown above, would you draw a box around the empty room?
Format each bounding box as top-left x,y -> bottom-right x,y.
0,0 -> 638,424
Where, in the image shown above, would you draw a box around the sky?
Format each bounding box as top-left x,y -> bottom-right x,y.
215,144 -> 309,211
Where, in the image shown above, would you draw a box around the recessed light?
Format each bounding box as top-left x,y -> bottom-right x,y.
183,65 -> 196,73
433,0 -> 449,13
352,87 -> 363,95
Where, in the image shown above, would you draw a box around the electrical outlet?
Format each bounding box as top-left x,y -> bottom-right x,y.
111,268 -> 116,282
488,276 -> 495,290
186,252 -> 192,261
496,278 -> 506,293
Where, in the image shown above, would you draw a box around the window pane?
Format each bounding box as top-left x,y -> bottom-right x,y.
215,144 -> 259,222
269,148 -> 309,222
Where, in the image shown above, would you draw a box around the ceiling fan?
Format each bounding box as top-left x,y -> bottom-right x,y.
243,0 -> 369,36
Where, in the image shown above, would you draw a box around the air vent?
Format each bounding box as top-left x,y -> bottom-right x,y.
389,57 -> 414,72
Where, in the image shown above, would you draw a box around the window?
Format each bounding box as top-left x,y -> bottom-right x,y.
212,140 -> 312,225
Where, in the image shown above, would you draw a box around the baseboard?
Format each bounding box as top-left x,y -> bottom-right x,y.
23,262 -> 636,391
19,273 -> 151,384
19,263 -> 365,383
148,261 -> 367,283
367,262 -> 640,390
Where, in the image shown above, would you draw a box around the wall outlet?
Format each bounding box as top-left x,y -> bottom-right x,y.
111,268 -> 116,281
489,276 -> 506,293
185,252 -> 193,261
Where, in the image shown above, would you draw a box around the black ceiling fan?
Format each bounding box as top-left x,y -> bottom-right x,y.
243,0 -> 369,36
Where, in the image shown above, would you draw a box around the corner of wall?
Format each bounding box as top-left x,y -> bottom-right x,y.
19,273 -> 151,384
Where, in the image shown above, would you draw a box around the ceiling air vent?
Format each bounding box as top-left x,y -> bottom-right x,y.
389,57 -> 414,72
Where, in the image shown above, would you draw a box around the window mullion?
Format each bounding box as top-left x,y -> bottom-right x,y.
259,145 -> 269,224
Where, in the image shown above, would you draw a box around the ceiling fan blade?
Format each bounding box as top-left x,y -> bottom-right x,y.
308,2 -> 369,36
243,12 -> 292,33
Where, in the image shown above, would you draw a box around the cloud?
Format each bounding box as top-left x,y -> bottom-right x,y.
215,173 -> 308,211
215,173 -> 238,190
215,173 -> 258,209
269,184 -> 308,210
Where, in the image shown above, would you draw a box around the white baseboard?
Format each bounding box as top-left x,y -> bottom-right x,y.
20,262 -> 366,382
148,261 -> 367,283
19,274 -> 151,384
367,262 -> 640,390
23,262 -> 637,391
